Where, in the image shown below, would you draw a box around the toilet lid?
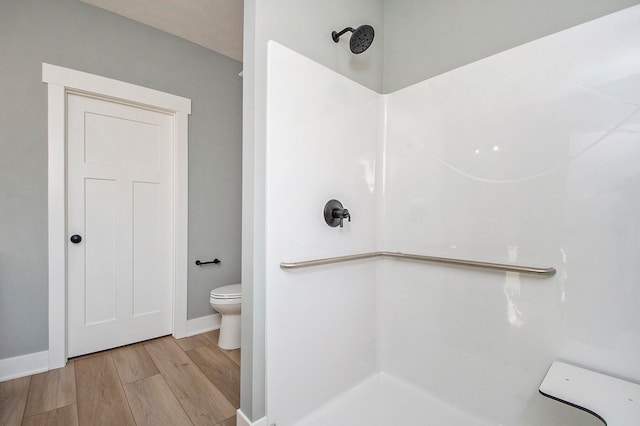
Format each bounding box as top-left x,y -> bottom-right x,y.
210,283 -> 242,299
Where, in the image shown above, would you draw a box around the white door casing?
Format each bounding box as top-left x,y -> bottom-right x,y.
67,94 -> 173,357
44,64 -> 191,368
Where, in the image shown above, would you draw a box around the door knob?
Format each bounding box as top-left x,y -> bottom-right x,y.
70,234 -> 82,244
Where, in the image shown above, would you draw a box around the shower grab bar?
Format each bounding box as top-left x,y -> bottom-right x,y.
280,251 -> 556,277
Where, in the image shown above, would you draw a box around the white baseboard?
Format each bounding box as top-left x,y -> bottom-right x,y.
0,350 -> 49,382
237,409 -> 267,426
186,313 -> 221,337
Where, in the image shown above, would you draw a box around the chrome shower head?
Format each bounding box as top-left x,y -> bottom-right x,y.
331,24 -> 375,54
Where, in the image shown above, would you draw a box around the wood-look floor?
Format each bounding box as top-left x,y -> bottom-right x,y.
0,330 -> 240,426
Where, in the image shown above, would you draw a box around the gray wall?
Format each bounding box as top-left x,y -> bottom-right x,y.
383,0 -> 640,92
0,0 -> 242,360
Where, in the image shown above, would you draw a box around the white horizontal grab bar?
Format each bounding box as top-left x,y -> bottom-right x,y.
280,251 -> 556,277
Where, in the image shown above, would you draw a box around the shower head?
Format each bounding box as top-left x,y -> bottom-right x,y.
331,24 -> 375,54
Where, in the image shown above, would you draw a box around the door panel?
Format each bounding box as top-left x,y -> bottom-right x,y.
132,181 -> 169,317
84,178 -> 117,325
67,93 -> 173,357
84,112 -> 160,169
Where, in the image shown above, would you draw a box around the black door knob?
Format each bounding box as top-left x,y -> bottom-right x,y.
70,234 -> 82,244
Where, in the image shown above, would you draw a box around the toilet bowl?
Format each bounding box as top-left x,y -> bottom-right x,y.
210,283 -> 241,350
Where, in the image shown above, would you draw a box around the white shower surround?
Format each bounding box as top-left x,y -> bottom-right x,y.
265,6 -> 640,425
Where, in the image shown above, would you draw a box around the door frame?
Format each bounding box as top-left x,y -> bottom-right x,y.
43,63 -> 191,369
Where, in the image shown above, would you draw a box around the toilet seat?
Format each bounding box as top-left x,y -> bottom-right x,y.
210,283 -> 242,300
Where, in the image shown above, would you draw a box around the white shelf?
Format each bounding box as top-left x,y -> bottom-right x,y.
539,361 -> 640,426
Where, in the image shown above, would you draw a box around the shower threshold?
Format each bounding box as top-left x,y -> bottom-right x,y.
296,372 -> 492,426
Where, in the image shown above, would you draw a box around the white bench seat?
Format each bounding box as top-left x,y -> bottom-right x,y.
539,361 -> 640,426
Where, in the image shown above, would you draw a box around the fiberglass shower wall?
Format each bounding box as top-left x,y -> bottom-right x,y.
379,6 -> 640,425
265,6 -> 640,425
264,41 -> 383,425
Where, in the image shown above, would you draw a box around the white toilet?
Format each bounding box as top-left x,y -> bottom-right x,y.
209,283 -> 242,350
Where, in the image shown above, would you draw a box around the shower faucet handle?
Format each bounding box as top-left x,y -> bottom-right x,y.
324,199 -> 352,228
343,210 -> 351,227
341,208 -> 351,227
332,207 -> 351,227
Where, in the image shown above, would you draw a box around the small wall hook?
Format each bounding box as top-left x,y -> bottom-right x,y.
324,199 -> 351,228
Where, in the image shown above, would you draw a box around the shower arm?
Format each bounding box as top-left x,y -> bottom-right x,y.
332,27 -> 354,42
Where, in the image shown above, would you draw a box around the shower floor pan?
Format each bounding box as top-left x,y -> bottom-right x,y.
296,372 -> 492,426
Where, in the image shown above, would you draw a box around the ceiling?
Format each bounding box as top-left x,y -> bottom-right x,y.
80,0 -> 243,62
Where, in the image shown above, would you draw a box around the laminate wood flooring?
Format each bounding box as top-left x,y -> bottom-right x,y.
0,330 -> 240,426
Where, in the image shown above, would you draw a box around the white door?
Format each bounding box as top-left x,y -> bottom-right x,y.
67,93 -> 174,357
